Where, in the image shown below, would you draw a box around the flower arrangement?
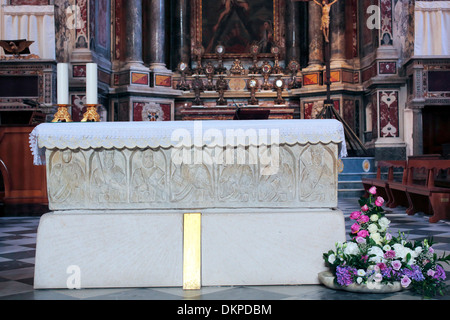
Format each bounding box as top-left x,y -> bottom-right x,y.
323,186 -> 450,298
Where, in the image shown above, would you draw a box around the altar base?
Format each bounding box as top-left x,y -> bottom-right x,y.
34,208 -> 345,289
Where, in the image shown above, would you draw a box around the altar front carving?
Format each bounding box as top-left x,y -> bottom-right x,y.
44,143 -> 338,210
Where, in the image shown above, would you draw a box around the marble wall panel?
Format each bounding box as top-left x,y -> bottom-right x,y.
380,0 -> 393,45
379,90 -> 399,138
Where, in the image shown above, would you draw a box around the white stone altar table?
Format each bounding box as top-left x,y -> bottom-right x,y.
30,119 -> 347,289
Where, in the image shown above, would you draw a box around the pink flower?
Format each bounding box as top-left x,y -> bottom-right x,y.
358,215 -> 369,224
401,276 -> 411,288
374,273 -> 383,282
427,269 -> 436,277
357,230 -> 369,238
361,204 -> 369,212
375,196 -> 385,207
351,223 -> 361,234
350,211 -> 361,220
369,186 -> 377,195
377,262 -> 387,270
356,236 -> 366,244
384,250 -> 396,259
391,260 -> 402,271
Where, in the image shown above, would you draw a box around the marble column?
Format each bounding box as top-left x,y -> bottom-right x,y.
124,0 -> 145,68
148,0 -> 168,71
411,108 -> 424,155
307,1 -> 324,68
54,0 -> 72,62
171,0 -> 191,69
330,0 -> 347,67
286,0 -> 301,64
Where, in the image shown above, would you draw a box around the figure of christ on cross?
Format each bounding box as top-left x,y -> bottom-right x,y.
313,0 -> 338,43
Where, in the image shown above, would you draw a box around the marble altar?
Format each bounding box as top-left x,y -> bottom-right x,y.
30,119 -> 347,289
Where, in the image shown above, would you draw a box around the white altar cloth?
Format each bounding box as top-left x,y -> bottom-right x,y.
29,119 -> 347,166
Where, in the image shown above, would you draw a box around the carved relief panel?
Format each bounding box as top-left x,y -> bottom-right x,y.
48,149 -> 87,207
89,149 -> 127,204
298,144 -> 337,204
46,142 -> 338,210
130,148 -> 167,203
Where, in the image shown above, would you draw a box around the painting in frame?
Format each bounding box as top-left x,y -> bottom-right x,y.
192,0 -> 285,58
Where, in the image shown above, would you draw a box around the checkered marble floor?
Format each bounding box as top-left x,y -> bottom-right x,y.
0,199 -> 449,301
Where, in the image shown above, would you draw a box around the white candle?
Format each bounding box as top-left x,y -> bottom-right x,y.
86,63 -> 98,105
57,63 -> 69,105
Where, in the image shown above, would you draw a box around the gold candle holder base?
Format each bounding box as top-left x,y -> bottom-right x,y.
52,105 -> 73,123
81,104 -> 101,122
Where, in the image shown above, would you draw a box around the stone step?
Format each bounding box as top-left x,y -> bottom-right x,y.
338,189 -> 365,199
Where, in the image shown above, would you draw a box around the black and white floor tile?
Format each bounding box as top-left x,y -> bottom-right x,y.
0,199 -> 449,301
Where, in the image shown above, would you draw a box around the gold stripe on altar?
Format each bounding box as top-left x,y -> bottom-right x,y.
183,213 -> 202,290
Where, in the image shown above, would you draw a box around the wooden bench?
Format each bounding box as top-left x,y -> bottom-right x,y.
382,155 -> 442,210
404,159 -> 450,223
362,160 -> 406,208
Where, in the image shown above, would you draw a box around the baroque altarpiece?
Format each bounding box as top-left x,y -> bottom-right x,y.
0,0 -> 449,161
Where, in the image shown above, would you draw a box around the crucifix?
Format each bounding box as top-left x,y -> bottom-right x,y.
313,0 -> 338,43
313,0 -> 338,115
310,0 -> 369,156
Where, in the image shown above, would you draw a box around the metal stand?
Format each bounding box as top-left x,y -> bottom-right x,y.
316,38 -> 368,156
81,104 -> 101,122
52,105 -> 73,123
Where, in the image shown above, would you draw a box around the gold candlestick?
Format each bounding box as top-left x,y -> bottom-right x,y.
52,104 -> 73,123
81,104 -> 101,122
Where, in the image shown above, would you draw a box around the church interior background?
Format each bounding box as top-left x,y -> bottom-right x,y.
0,0 -> 450,302
0,0 -> 449,207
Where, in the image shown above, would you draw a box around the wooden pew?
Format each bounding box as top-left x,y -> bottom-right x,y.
404,159 -> 450,223
385,155 -> 442,210
362,160 -> 406,207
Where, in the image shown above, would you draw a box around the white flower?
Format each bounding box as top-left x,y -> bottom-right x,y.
344,242 -> 360,255
357,277 -> 363,284
415,246 -> 423,255
378,217 -> 390,228
383,244 -> 391,252
368,246 -> 385,263
328,254 -> 336,264
393,243 -> 418,264
357,269 -> 366,277
368,224 -> 378,234
393,243 -> 406,258
370,232 -> 382,245
370,214 -> 379,222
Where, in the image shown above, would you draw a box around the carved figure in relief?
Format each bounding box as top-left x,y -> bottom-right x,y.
171,163 -> 213,203
219,164 -> 255,202
299,145 -> 334,202
259,148 -> 294,202
131,149 -> 166,202
91,150 -> 126,203
313,0 -> 339,43
49,149 -> 85,203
